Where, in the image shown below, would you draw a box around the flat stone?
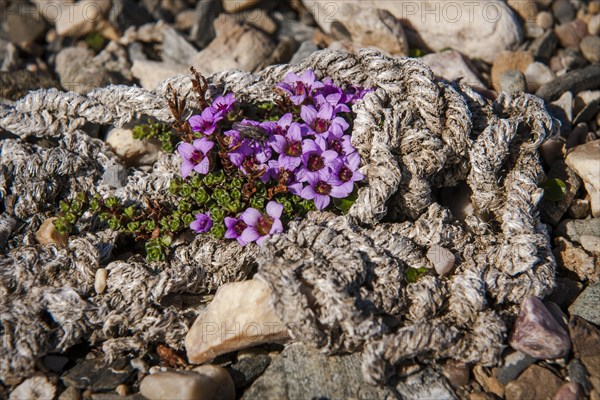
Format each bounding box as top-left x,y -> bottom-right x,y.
9,376 -> 56,400
580,235 -> 600,255
54,0 -> 112,37
105,127 -> 162,167
161,25 -> 198,65
329,4 -> 408,56
540,160 -> 580,225
185,279 -> 289,364
190,14 -> 276,75
242,343 -> 398,400
55,47 -> 113,94
580,35 -> 600,63
565,140 -> 600,217
4,2 -> 47,47
567,358 -> 593,395
62,357 -> 134,391
555,218 -> 600,244
42,355 -> 70,373
553,0 -> 576,24
495,350 -> 537,385
547,277 -> 584,309
101,162 -> 129,188
573,101 -> 600,126
303,0 -> 523,63
130,60 -> 188,90
58,386 -> 80,400
524,61 -> 556,92
537,64 -> 600,102
569,316 -> 600,391
140,368 -> 235,400
491,51 -> 534,91
555,20 -> 587,48
228,354 -> 270,388
392,367 -> 457,399
569,284 -> 600,326
426,245 -> 455,275
36,217 -> 68,247
473,365 -> 504,398
508,296 -> 572,359
553,382 -> 582,400
504,364 -> 563,400
568,199 -> 591,219
529,30 -> 558,61
554,237 -> 599,282
442,359 -> 470,387
566,122 -> 589,150
421,50 -> 486,91
289,40 -> 319,65
547,91 -> 573,136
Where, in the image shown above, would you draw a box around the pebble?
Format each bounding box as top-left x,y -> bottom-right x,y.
115,384 -> 127,397
105,127 -> 162,167
549,91 -> 574,135
565,139 -> 600,217
499,70 -> 527,94
537,64 -> 600,102
574,101 -> 600,126
537,10 -> 555,30
541,160 -> 580,225
58,386 -> 81,400
0,70 -> 60,101
569,283 -> 600,325
130,60 -> 188,90
495,350 -> 537,384
473,365 -> 504,398
580,35 -> 600,63
504,364 -> 563,400
559,48 -> 589,70
289,41 -> 319,64
579,235 -> 600,255
4,2 -> 47,47
568,198 -> 591,218
524,61 -> 556,92
421,50 -> 487,91
569,316 -> 600,390
553,382 -> 583,400
567,358 -> 592,395
185,279 -> 289,364
574,90 -> 600,113
491,51 -> 534,91
140,367 -> 235,400
441,359 -> 470,387
175,9 -> 196,31
508,296 -> 571,359
566,122 -> 589,149
101,163 -> 129,189
553,0 -> 576,24
228,354 -> 271,388
130,358 -> 149,374
42,355 -> 69,373
94,268 -> 108,294
555,218 -> 600,243
555,21 -> 585,48
54,0 -> 112,37
55,47 -> 113,95
161,25 -> 198,65
36,217 -> 68,247
9,376 -> 56,400
529,30 -> 558,60
589,14 -> 600,35
426,245 -> 455,275
62,357 -> 134,391
547,277 -> 584,310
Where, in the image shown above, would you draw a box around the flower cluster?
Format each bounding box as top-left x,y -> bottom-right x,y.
175,69 -> 370,245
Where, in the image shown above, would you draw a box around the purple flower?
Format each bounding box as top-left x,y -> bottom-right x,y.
211,93 -> 236,117
273,113 -> 293,136
228,139 -> 272,178
266,160 -> 303,195
177,137 -> 214,178
270,122 -> 305,170
300,173 -> 353,211
240,201 -> 284,245
224,217 -> 249,245
344,85 -> 374,104
314,92 -> 351,113
276,69 -> 323,105
330,152 -> 364,193
300,104 -> 349,138
190,212 -> 213,233
327,134 -> 356,157
296,136 -> 339,182
188,107 -> 223,135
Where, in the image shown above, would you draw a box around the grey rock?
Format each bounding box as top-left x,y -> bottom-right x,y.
161,25 -> 198,65
567,358 -> 592,395
496,350 -> 537,384
272,11 -> 315,43
91,393 -> 145,400
524,62 -> 556,92
42,355 -> 69,373
537,64 -> 600,102
540,160 -> 580,225
565,139 -> 600,217
566,122 -> 588,149
289,41 -> 319,64
242,343 -> 397,400
55,47 -> 113,95
558,48 -> 589,70
508,296 -> 572,359
4,2 -> 47,47
130,60 -> 188,91
229,354 -> 270,388
552,0 -> 576,24
127,42 -> 147,63
545,301 -> 569,330
58,386 -> 80,400
101,163 -> 129,189
555,218 -> 600,244
548,91 -> 573,135
140,367 -> 235,400
580,35 -> 600,63
529,30 -> 558,61
573,101 -> 600,125
254,36 -> 297,71
9,376 -> 56,400
190,0 -> 221,48
569,283 -> 600,326
0,40 -> 19,71
500,70 -> 527,94
392,367 -> 457,400
569,316 -> 600,391
62,357 -> 134,391
421,50 -> 486,91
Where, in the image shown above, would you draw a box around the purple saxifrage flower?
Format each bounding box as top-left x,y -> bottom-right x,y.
276,69 -> 323,105
330,152 -> 364,193
240,201 -> 284,245
300,173 -> 353,211
224,217 -> 249,246
300,103 -> 349,138
177,137 -> 214,178
190,212 -> 213,233
188,107 -> 223,135
270,122 -> 305,171
296,136 -> 340,182
211,93 -> 236,117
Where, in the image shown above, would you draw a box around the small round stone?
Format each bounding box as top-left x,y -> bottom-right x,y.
537,11 -> 554,30
115,384 -> 128,397
426,245 -> 455,275
580,35 -> 600,63
499,70 -> 527,94
94,268 -> 108,294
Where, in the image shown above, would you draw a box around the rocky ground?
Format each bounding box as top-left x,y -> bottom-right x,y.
1,0 -> 600,399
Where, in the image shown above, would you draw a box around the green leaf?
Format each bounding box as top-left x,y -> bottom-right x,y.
541,178 -> 567,201
406,267 -> 429,283
333,186 -> 359,212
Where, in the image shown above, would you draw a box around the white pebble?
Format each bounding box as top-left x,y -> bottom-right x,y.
94,268 -> 108,294
426,245 -> 455,275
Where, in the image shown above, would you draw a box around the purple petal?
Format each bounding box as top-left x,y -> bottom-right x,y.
181,160 -> 194,178
299,69 -> 315,85
188,115 -> 204,132
302,139 -> 318,153
224,217 -> 237,231
194,158 -> 210,175
240,227 -> 260,243
287,123 -> 303,142
288,182 -> 303,195
321,150 -> 339,162
241,208 -> 261,226
177,142 -> 195,160
301,185 -> 316,200
300,105 -> 317,124
266,201 -> 284,219
279,155 -> 301,171
317,103 -> 334,120
195,137 -> 214,153
284,71 -> 300,83
270,219 -> 283,234
278,113 -> 293,128
330,184 -> 353,198
270,135 -> 286,153
236,236 -> 248,246
314,194 -> 330,210
347,152 -> 361,170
